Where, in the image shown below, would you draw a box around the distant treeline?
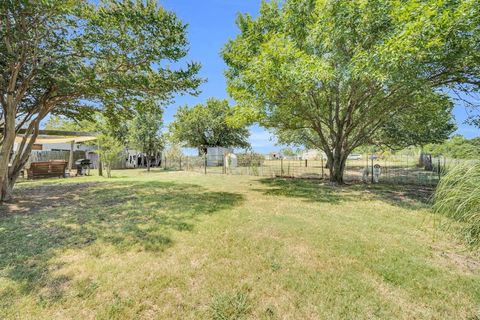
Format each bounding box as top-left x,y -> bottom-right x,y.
424,135 -> 480,159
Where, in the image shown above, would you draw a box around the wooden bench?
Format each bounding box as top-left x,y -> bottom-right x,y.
27,160 -> 68,179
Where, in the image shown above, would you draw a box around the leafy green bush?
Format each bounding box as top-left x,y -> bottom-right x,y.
97,134 -> 124,178
433,162 -> 480,247
250,164 -> 259,176
237,153 -> 264,167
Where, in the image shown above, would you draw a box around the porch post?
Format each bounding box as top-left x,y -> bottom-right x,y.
68,140 -> 75,171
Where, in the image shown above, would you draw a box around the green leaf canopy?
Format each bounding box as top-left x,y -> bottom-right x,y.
170,98 -> 250,154
222,0 -> 479,183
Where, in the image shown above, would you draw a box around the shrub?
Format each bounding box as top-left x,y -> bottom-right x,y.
237,153 -> 264,167
97,135 -> 124,178
433,162 -> 480,247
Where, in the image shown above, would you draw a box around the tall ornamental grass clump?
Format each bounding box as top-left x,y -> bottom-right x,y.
433,162 -> 480,247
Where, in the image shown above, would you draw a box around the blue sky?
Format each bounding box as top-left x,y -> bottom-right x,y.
160,0 -> 277,154
160,0 -> 479,153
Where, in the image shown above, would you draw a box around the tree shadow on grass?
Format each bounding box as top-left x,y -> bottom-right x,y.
0,180 -> 243,302
255,177 -> 432,210
355,184 -> 433,210
254,178 -> 352,204
0,182 -> 105,215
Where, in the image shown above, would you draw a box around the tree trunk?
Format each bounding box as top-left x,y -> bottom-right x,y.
98,140 -> 103,176
0,106 -> 49,202
1,176 -> 14,202
106,163 -> 111,178
98,159 -> 103,176
0,109 -> 17,202
0,165 -> 24,202
325,157 -> 331,169
328,152 -> 347,184
1,108 -> 44,202
147,158 -> 151,172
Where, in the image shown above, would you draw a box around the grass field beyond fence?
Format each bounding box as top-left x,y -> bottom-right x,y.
0,170 -> 479,319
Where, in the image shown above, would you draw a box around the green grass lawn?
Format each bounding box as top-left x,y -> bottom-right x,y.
0,170 -> 479,319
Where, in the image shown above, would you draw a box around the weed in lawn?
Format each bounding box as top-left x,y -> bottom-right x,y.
74,278 -> 99,299
209,289 -> 252,320
97,293 -> 135,320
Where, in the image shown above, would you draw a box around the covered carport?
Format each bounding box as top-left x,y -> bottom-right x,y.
13,129 -> 97,173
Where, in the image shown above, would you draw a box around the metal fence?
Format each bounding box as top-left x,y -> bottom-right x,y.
26,150 -> 473,186
166,153 -> 476,186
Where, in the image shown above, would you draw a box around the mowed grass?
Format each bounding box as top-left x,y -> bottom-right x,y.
0,170 -> 479,319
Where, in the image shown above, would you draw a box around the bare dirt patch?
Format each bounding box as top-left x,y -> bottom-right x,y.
0,182 -> 101,216
433,244 -> 480,275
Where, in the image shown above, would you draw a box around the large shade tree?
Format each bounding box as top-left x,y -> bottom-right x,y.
222,0 -> 480,183
0,0 -> 201,200
170,98 -> 250,155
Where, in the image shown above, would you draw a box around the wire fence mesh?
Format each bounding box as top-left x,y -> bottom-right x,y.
163,153 -> 477,186
25,150 -> 476,187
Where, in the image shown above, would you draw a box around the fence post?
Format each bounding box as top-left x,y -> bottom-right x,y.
321,156 -> 324,179
384,157 -> 387,181
437,157 -> 441,180
179,156 -> 182,171
281,158 -> 284,177
223,153 -> 226,174
442,156 -> 446,182
305,159 -> 307,167
204,153 -> 207,175
164,156 -> 167,170
371,153 -> 374,184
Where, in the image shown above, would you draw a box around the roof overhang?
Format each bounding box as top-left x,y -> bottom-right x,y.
15,135 -> 97,144
11,129 -> 97,144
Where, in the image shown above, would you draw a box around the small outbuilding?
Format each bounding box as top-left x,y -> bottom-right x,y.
204,147 -> 233,166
